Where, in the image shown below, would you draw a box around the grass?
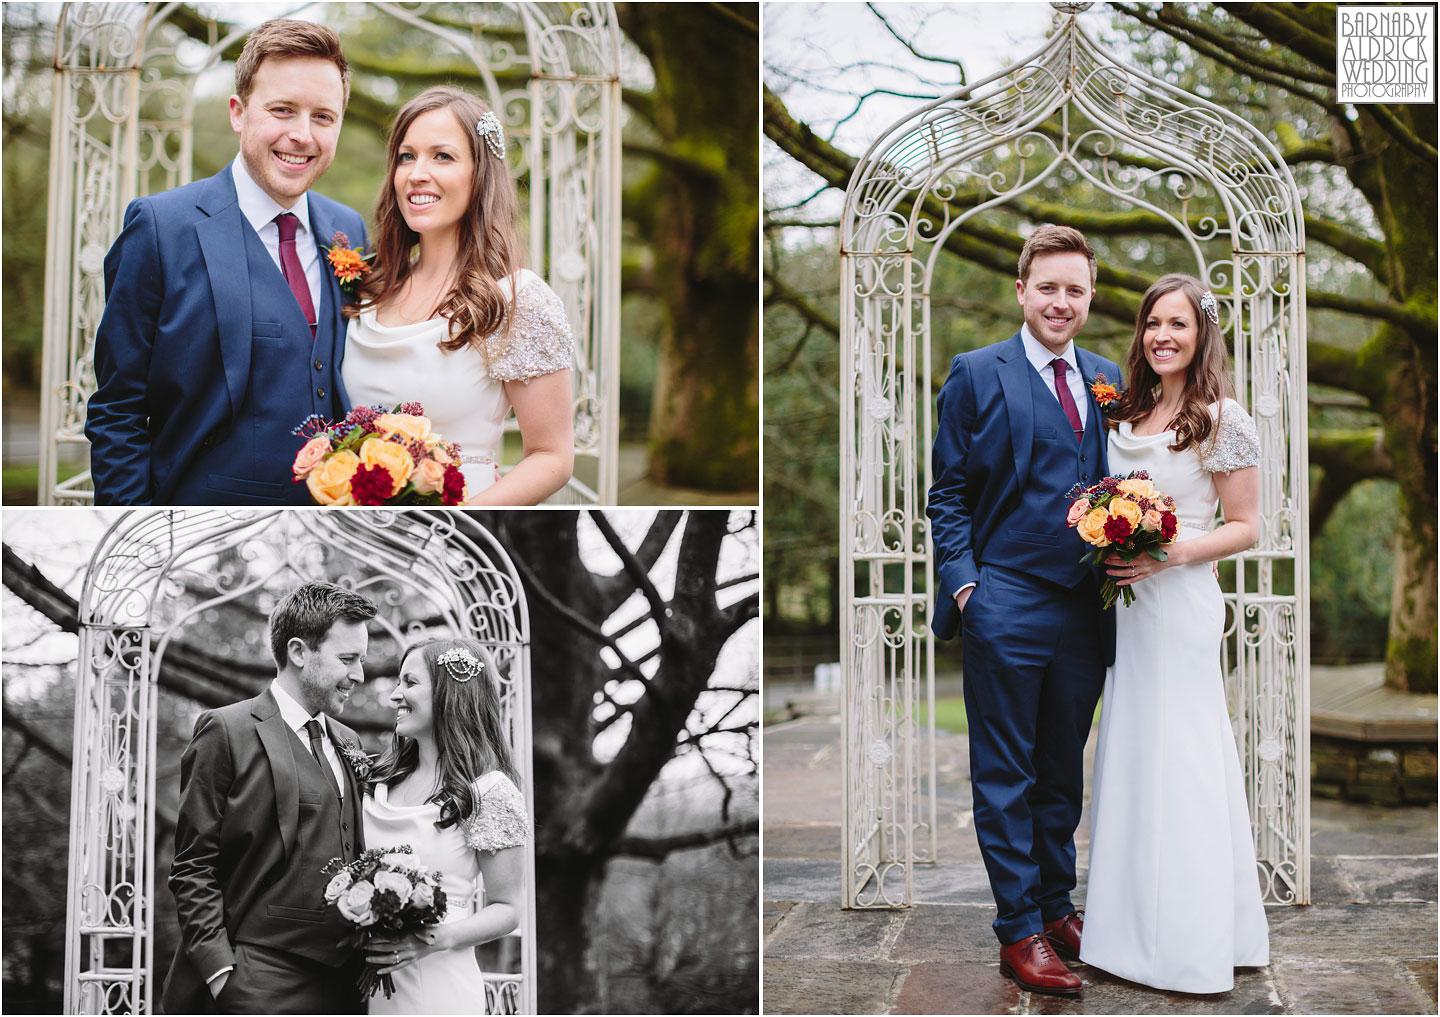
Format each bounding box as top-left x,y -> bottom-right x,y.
920,696 -> 1104,736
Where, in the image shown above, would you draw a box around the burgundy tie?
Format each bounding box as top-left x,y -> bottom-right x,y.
275,212 -> 316,337
1050,358 -> 1084,441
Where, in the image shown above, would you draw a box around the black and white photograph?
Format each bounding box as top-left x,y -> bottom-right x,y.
3,507 -> 758,1014
763,3 -> 1437,1014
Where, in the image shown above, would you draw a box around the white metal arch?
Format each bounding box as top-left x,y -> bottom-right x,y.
63,509 -> 536,1014
839,7 -> 1310,911
41,1 -> 622,505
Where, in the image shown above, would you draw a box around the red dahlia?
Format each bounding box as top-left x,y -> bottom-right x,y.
1160,511 -> 1178,541
1103,515 -> 1133,542
441,464 -> 466,506
350,464 -> 394,506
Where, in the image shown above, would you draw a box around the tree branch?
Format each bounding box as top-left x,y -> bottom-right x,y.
616,819 -> 758,861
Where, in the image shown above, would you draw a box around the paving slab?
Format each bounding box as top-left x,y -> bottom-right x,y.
764,859 -> 846,903
764,822 -> 841,860
765,900 -> 899,962
763,900 -> 794,938
1335,854 -> 1438,903
890,903 -> 1002,963
892,961 -> 1022,1014
762,714 -> 1439,1015
1266,902 -> 1437,960
1026,964 -> 1280,1015
1272,957 -> 1433,1015
1403,957 -> 1438,1011
762,957 -> 899,1015
909,861 -> 1003,906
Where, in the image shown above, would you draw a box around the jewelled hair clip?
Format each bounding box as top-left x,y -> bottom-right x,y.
476,112 -> 506,160
1199,290 -> 1220,325
437,647 -> 484,682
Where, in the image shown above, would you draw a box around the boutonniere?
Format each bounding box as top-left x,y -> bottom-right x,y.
321,231 -> 375,297
1090,372 -> 1121,414
335,738 -> 374,788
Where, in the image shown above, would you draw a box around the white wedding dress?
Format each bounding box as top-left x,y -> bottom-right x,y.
1080,399 -> 1270,993
342,269 -> 573,496
363,771 -> 528,1015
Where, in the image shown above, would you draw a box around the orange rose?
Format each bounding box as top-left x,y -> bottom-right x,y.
1141,508 -> 1164,532
1117,477 -> 1155,500
1109,497 -> 1142,529
412,457 -> 447,495
375,413 -> 433,444
292,435 -> 332,479
306,450 -> 360,506
359,438 -> 415,496
1077,507 -> 1111,546
1066,498 -> 1089,527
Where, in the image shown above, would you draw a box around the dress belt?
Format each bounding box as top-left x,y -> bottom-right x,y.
460,452 -> 495,465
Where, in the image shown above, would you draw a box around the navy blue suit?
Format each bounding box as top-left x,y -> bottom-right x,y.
927,332 -> 1120,945
86,164 -> 366,505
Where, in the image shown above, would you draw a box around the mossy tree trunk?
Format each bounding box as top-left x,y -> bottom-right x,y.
618,2 -> 759,491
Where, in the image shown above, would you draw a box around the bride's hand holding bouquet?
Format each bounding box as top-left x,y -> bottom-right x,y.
1065,470 -> 1181,609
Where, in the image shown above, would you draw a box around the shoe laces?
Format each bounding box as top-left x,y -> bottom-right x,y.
1028,933 -> 1060,964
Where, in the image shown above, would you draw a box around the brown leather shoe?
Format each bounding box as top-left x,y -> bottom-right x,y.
998,932 -> 1082,995
1043,910 -> 1083,960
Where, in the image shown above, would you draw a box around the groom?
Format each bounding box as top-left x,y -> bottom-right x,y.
161,582 -> 377,1014
927,225 -> 1120,995
86,19 -> 367,505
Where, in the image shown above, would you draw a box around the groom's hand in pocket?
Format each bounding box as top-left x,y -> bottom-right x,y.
955,586 -> 974,614
208,971 -> 229,999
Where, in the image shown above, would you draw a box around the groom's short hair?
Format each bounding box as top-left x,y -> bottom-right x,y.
268,582 -> 377,668
1018,224 -> 1096,287
235,19 -> 351,109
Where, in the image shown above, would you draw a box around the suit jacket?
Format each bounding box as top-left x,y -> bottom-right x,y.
927,331 -> 1121,641
86,163 -> 366,505
161,689 -> 366,1014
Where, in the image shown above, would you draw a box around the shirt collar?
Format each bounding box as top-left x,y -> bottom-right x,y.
1020,322 -> 1078,376
270,679 -> 326,737
231,157 -> 311,238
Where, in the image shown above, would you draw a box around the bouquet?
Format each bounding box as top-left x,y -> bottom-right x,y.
293,403 -> 468,506
1065,470 -> 1180,609
322,845 -> 448,999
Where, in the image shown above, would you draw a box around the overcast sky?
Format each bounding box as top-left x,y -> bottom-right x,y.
764,2 -> 1125,218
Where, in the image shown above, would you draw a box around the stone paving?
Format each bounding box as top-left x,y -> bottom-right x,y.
762,714 -> 1438,1015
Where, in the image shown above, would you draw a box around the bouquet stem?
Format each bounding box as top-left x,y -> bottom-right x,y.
1098,577 -> 1136,610
357,962 -> 397,1000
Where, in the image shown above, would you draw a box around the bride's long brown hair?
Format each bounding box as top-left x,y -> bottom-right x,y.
1107,273 -> 1233,453
373,638 -> 520,829
347,86 -> 523,356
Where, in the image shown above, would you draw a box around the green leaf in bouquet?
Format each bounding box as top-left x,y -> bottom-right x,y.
1146,547 -> 1168,562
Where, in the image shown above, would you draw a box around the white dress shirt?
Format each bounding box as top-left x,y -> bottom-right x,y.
1019,323 -> 1087,431
231,158 -> 323,318
269,679 -> 345,799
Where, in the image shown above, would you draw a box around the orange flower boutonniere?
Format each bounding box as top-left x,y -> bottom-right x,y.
321,231 -> 375,297
1090,372 -> 1120,413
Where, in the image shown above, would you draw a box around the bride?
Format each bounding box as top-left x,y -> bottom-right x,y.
1079,273 -> 1270,992
343,86 -> 574,504
362,638 -> 528,1014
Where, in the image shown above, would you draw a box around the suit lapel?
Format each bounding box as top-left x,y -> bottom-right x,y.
331,721 -> 367,855
996,334 -> 1034,488
1076,347 -> 1112,476
308,201 -> 355,414
195,167 -> 253,424
253,690 -> 300,862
